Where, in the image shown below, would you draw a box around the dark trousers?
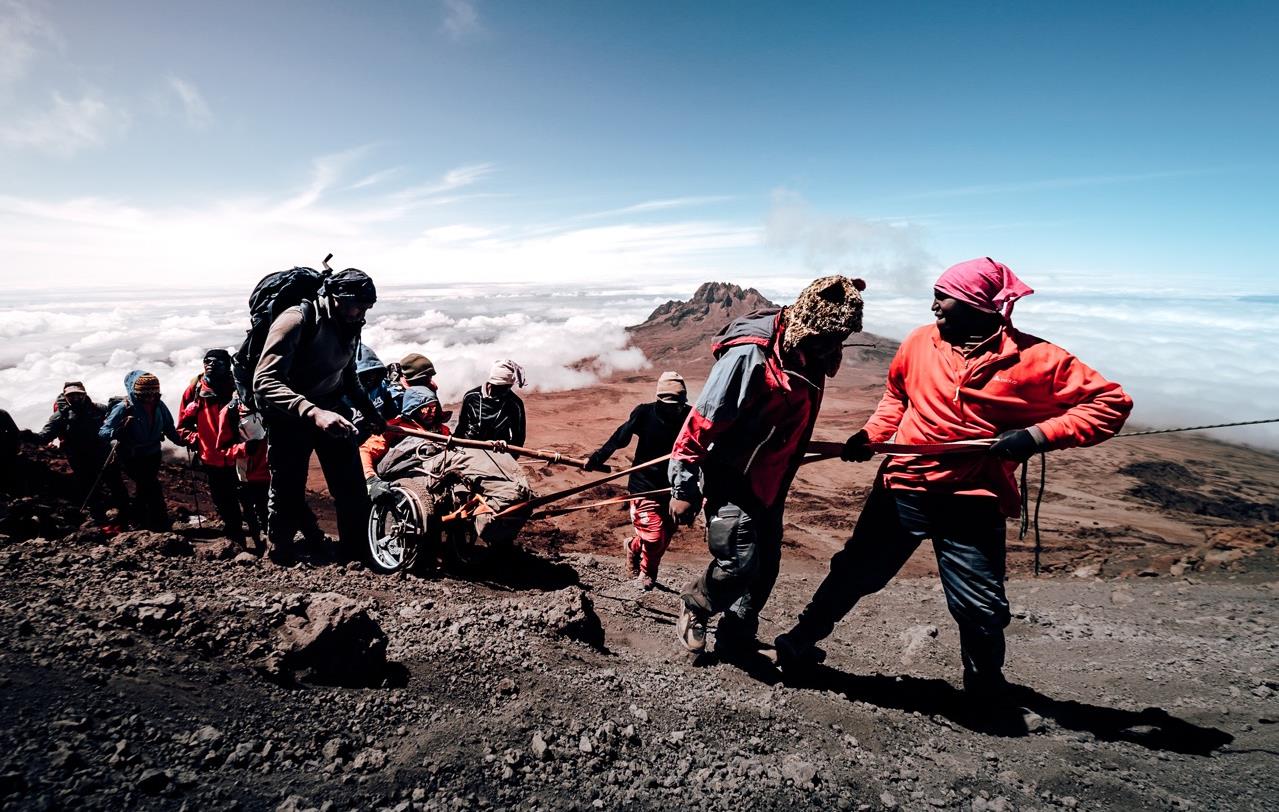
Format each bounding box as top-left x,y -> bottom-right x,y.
683,490 -> 785,640
68,451 -> 127,523
120,452 -> 168,531
265,414 -> 369,556
204,464 -> 245,543
241,481 -> 269,544
793,485 -> 1010,681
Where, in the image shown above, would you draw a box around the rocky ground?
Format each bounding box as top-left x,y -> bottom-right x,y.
2,510 -> 1278,811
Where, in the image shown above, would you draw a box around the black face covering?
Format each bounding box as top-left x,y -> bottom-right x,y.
656,399 -> 686,418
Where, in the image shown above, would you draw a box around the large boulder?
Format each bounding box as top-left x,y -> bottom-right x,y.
263,593 -> 389,686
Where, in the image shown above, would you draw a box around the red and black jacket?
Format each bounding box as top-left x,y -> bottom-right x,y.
669,309 -> 824,508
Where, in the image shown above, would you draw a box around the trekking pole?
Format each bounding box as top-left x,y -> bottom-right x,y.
185,447 -> 204,529
80,441 -> 120,513
322,253 -> 334,271
81,413 -> 133,513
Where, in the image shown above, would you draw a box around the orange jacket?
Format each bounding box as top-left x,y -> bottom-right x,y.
863,324 -> 1132,516
178,377 -> 238,468
360,416 -> 450,479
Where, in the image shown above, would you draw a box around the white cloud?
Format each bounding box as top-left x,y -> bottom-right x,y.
0,90 -> 128,155
765,188 -> 935,294
167,76 -> 212,129
440,0 -> 481,40
0,150 -> 763,289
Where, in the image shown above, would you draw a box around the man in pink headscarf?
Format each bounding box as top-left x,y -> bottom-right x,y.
775,258 -> 1133,706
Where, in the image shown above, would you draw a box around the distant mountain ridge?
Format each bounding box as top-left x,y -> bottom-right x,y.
626,280 -> 896,371
637,281 -> 778,330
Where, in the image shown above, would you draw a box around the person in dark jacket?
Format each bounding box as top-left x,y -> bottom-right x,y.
669,276 -> 865,656
38,381 -> 127,521
586,371 -> 691,590
100,370 -> 189,530
252,268 -> 384,565
455,359 -> 526,447
179,349 -> 248,545
0,407 -> 19,491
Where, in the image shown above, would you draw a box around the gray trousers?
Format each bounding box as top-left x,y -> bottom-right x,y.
793,484 -> 1010,681
682,491 -> 785,641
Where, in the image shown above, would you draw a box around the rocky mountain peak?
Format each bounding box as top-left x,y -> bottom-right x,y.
638,282 -> 777,330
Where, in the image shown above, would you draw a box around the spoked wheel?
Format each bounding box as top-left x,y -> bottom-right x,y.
367,482 -> 430,575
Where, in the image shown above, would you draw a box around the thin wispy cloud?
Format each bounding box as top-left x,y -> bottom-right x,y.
440,0 -> 481,40
346,167 -> 402,191
0,0 -> 60,86
389,162 -> 496,202
167,76 -> 212,129
902,169 -> 1217,200
570,195 -> 734,223
0,90 -> 128,156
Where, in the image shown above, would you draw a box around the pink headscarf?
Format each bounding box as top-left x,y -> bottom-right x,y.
934,257 -> 1034,318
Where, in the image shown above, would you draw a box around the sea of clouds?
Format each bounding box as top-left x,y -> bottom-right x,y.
1,282 -> 1276,451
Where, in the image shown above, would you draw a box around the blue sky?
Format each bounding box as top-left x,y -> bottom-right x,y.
0,0 -> 1276,291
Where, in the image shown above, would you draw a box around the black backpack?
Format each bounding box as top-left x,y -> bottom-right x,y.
231,263 -> 331,409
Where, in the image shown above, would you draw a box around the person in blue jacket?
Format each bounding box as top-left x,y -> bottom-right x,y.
99,370 -> 189,530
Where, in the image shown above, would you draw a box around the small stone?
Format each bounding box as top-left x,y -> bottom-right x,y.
193,725 -> 223,744
880,791 -> 898,809
579,735 -> 593,754
496,677 -> 518,696
630,705 -> 649,723
234,552 -> 258,566
781,754 -> 818,787
531,732 -> 550,761
136,768 -> 170,795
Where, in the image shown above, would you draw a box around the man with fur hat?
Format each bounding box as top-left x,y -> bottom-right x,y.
253,267 -> 385,565
456,359 -> 526,447
38,381 -> 126,523
100,370 -> 189,530
179,349 -> 249,546
670,275 -> 866,655
586,371 -> 692,590
775,258 -> 1132,702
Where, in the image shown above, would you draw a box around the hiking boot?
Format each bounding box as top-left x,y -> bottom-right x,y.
676,601 -> 709,653
638,573 -> 655,591
963,669 -> 1012,704
623,538 -> 641,578
266,544 -> 296,567
773,632 -> 827,674
715,613 -> 759,658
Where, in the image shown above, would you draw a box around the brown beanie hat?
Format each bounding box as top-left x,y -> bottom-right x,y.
781,275 -> 866,355
132,373 -> 161,396
655,371 -> 687,402
400,353 -> 436,384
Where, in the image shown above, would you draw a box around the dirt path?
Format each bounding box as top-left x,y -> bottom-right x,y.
2,530 -> 1276,811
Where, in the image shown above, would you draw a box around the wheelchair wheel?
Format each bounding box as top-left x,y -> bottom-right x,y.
366,479 -> 432,574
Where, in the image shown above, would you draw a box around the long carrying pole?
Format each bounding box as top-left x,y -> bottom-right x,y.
802,438 -> 996,463
383,425 -> 605,470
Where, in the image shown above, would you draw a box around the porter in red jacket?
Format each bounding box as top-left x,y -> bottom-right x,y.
777,258 -> 1132,703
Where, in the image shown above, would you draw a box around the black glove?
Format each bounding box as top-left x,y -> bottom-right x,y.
584,452 -> 609,473
989,429 -> 1041,463
366,475 -> 397,505
841,430 -> 874,462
